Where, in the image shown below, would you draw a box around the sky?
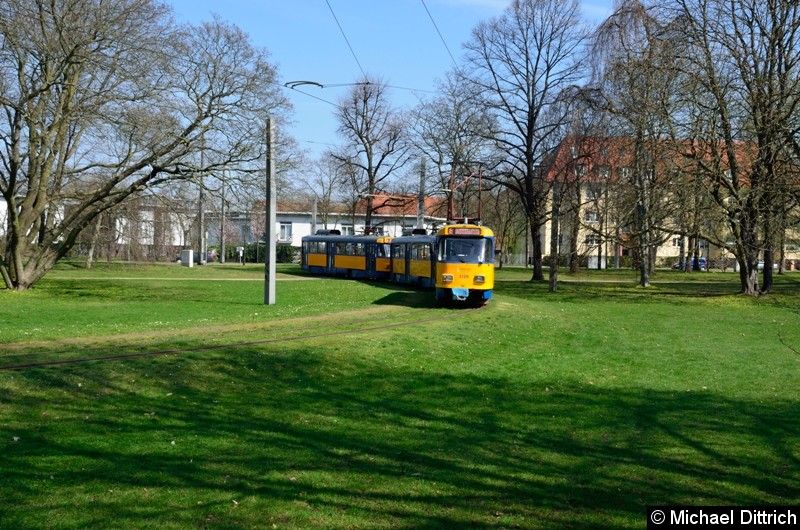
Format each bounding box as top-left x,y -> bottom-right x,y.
168,0 -> 615,161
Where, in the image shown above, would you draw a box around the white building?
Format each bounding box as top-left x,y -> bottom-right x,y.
207,195 -> 450,249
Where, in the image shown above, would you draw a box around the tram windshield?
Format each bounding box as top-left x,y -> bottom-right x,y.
437,237 -> 493,263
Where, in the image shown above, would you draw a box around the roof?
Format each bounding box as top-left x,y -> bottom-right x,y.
358,193 -> 448,217
543,135 -> 757,184
255,193 -> 448,217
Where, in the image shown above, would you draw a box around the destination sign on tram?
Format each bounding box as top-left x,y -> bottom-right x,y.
447,228 -> 482,235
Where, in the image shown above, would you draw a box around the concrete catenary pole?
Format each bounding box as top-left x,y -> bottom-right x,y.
417,158 -> 426,230
264,118 -> 277,305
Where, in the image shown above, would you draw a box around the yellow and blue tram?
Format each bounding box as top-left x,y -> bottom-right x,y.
433,224 -> 495,304
300,224 -> 495,304
301,232 -> 393,280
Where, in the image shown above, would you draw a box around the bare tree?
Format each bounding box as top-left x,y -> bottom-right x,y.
299,153 -> 346,231
670,0 -> 800,294
464,0 -> 588,281
0,1 -> 290,290
592,0 -> 684,287
411,70 -> 494,221
332,76 -> 411,232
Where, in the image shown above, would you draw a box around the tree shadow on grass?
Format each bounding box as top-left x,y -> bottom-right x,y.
495,277 -> 800,305
2,349 -> 798,529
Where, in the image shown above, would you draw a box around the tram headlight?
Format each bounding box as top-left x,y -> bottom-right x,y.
474,275 -> 485,284
442,274 -> 453,283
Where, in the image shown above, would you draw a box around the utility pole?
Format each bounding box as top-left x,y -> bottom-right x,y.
197,139 -> 207,265
220,170 -> 226,263
311,196 -> 318,235
264,117 -> 277,305
417,158 -> 426,230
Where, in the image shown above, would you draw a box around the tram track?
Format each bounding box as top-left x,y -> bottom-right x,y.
0,304 -> 437,359
0,306 -> 480,371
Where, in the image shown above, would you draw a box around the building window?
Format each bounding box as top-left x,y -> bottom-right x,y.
279,222 -> 292,242
586,187 -> 600,200
584,210 -> 600,223
620,167 -> 633,180
341,224 -> 354,236
575,164 -> 587,177
672,237 -> 682,248
596,165 -> 611,179
585,234 -> 601,246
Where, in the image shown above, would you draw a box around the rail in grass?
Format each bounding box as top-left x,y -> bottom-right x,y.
300,224 -> 495,305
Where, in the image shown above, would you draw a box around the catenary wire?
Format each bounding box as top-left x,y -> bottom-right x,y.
420,0 -> 459,69
325,0 -> 367,77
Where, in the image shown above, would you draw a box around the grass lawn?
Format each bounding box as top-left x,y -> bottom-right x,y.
1,263 -> 799,528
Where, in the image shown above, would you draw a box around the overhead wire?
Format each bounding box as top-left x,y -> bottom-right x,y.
325,0 -> 367,77
284,85 -> 338,107
284,1 -> 459,149
420,0 -> 459,69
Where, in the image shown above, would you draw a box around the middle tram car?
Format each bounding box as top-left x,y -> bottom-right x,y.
300,224 -> 495,304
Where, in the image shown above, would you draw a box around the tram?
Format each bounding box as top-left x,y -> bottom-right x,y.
300,224 -> 494,305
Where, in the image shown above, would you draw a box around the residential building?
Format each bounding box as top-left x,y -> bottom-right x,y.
541,135 -> 800,270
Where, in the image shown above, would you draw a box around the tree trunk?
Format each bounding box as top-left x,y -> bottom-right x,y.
639,246 -> 651,287
736,208 -> 761,295
0,262 -> 12,290
548,197 -> 560,292
761,250 -> 774,294
738,259 -> 759,295
85,215 -> 103,269
530,219 -> 544,281
569,202 -> 580,273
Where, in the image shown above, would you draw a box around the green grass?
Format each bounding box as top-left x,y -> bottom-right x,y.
1,264 -> 799,528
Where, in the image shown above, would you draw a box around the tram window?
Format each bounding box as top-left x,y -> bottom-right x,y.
439,239 -> 486,262
336,242 -> 364,256
308,241 -> 326,253
483,239 -> 494,262
411,243 -> 430,260
377,244 -> 390,257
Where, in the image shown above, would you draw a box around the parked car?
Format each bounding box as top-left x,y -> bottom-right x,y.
672,257 -> 707,270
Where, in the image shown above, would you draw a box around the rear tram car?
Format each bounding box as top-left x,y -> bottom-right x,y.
301,232 -> 393,280
301,224 -> 495,305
